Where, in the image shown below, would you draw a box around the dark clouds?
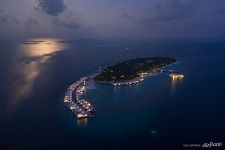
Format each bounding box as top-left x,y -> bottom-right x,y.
25,19 -> 40,28
141,0 -> 195,23
0,0 -> 225,39
131,0 -> 225,39
53,19 -> 81,29
38,0 -> 66,16
139,0 -> 225,24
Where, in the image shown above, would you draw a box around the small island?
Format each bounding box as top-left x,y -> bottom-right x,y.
95,57 -> 176,84
64,57 -> 178,119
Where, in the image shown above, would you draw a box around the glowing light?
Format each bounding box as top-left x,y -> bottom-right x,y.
12,38 -> 66,101
77,118 -> 88,127
170,73 -> 184,95
170,73 -> 184,79
21,38 -> 66,57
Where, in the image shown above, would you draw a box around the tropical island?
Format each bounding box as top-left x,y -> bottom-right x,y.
64,57 -> 177,119
95,57 -> 176,84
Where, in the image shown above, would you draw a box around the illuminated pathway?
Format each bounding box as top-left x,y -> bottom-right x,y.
64,77 -> 96,119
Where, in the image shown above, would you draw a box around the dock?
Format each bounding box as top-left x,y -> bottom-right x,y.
64,77 -> 96,119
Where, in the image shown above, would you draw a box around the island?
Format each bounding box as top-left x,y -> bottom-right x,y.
64,57 -> 177,119
95,57 -> 176,85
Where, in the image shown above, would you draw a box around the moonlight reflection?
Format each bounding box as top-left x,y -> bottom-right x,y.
14,38 -> 67,101
22,38 -> 66,57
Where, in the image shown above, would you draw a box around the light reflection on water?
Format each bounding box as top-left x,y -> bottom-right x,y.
11,38 -> 67,104
21,38 -> 66,57
170,76 -> 183,96
77,118 -> 88,127
113,82 -> 140,93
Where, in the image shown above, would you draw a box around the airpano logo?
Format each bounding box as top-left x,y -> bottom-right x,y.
202,142 -> 222,148
183,141 -> 222,148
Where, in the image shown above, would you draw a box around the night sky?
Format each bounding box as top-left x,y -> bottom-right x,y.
0,0 -> 225,39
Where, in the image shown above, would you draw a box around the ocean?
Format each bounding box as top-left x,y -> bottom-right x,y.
0,39 -> 225,149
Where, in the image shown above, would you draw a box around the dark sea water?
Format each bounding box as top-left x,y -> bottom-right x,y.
0,39 -> 225,150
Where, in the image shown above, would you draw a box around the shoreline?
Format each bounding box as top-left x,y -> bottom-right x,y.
94,61 -> 177,86
95,77 -> 144,86
64,60 -> 182,119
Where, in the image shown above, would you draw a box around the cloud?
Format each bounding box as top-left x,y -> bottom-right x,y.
0,9 -> 7,23
27,19 -> 40,25
50,9 -> 82,30
140,0 -> 196,24
53,18 -> 81,29
37,0 -> 66,16
0,9 -> 20,25
1,0 -> 225,39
